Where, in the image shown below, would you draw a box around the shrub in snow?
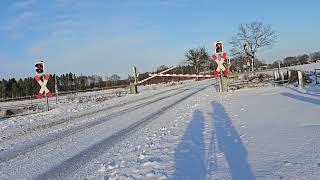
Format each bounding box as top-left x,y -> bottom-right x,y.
67,94 -> 76,102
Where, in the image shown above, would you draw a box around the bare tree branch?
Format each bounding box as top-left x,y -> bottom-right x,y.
231,21 -> 277,57
230,21 -> 277,71
184,47 -> 210,75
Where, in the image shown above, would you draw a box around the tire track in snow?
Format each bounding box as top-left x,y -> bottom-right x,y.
0,84 -> 204,162
35,84 -> 212,179
1,83 -> 195,142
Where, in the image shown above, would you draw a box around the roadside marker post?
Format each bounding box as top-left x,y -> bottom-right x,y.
297,71 -> 303,88
315,69 -> 320,84
280,71 -> 285,84
273,71 -> 279,81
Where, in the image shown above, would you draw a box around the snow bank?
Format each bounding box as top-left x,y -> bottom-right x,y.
287,62 -> 320,72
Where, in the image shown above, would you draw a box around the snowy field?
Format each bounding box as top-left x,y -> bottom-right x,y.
287,62 -> 320,72
0,77 -> 319,179
0,81 -> 192,118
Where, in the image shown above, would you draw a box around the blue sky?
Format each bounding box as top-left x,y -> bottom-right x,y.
0,0 -> 319,79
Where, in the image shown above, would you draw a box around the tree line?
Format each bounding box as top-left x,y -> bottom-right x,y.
183,47 -> 320,74
0,73 -> 129,100
276,51 -> 320,67
0,65 -> 200,99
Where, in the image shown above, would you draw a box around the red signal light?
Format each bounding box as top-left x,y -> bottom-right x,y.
215,42 -> 223,54
35,61 -> 44,75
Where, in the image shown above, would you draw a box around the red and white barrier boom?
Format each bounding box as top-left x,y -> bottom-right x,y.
149,73 -> 215,78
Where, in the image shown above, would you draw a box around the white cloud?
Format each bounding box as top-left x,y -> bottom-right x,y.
55,0 -> 78,7
13,0 -> 37,9
29,41 -> 49,56
122,0 -> 190,8
3,12 -> 34,39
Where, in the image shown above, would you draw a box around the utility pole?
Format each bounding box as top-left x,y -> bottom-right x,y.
133,66 -> 139,85
244,42 -> 254,72
251,53 -> 254,72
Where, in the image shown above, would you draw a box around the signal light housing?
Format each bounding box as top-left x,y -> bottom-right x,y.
215,41 -> 223,54
35,61 -> 44,75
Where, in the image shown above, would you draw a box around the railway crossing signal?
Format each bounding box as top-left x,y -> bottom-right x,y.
211,41 -> 231,92
34,74 -> 53,98
215,41 -> 223,54
212,41 -> 230,77
34,61 -> 52,99
35,61 -> 44,75
212,53 -> 230,77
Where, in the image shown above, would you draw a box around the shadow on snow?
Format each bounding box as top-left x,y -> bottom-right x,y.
172,102 -> 255,180
286,86 -> 320,97
211,101 -> 255,180
172,110 -> 206,180
280,92 -> 320,105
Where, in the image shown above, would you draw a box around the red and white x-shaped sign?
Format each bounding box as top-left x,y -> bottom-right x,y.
212,52 -> 230,77
34,74 -> 53,99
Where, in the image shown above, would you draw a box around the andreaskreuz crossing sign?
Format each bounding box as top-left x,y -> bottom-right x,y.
34,74 -> 53,99
212,41 -> 230,77
34,61 -> 53,99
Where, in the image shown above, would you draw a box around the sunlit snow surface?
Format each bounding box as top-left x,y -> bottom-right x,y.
0,77 -> 319,179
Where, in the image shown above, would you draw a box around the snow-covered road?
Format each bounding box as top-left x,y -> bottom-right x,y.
0,80 -> 214,179
1,79 -> 320,179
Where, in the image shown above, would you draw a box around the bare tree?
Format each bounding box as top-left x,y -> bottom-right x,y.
110,74 -> 121,81
297,54 -> 309,64
156,65 -> 169,72
283,56 -> 298,66
184,47 -> 209,75
230,21 -> 277,71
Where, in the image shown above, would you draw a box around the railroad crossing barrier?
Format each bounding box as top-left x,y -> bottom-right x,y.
148,73 -> 215,78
